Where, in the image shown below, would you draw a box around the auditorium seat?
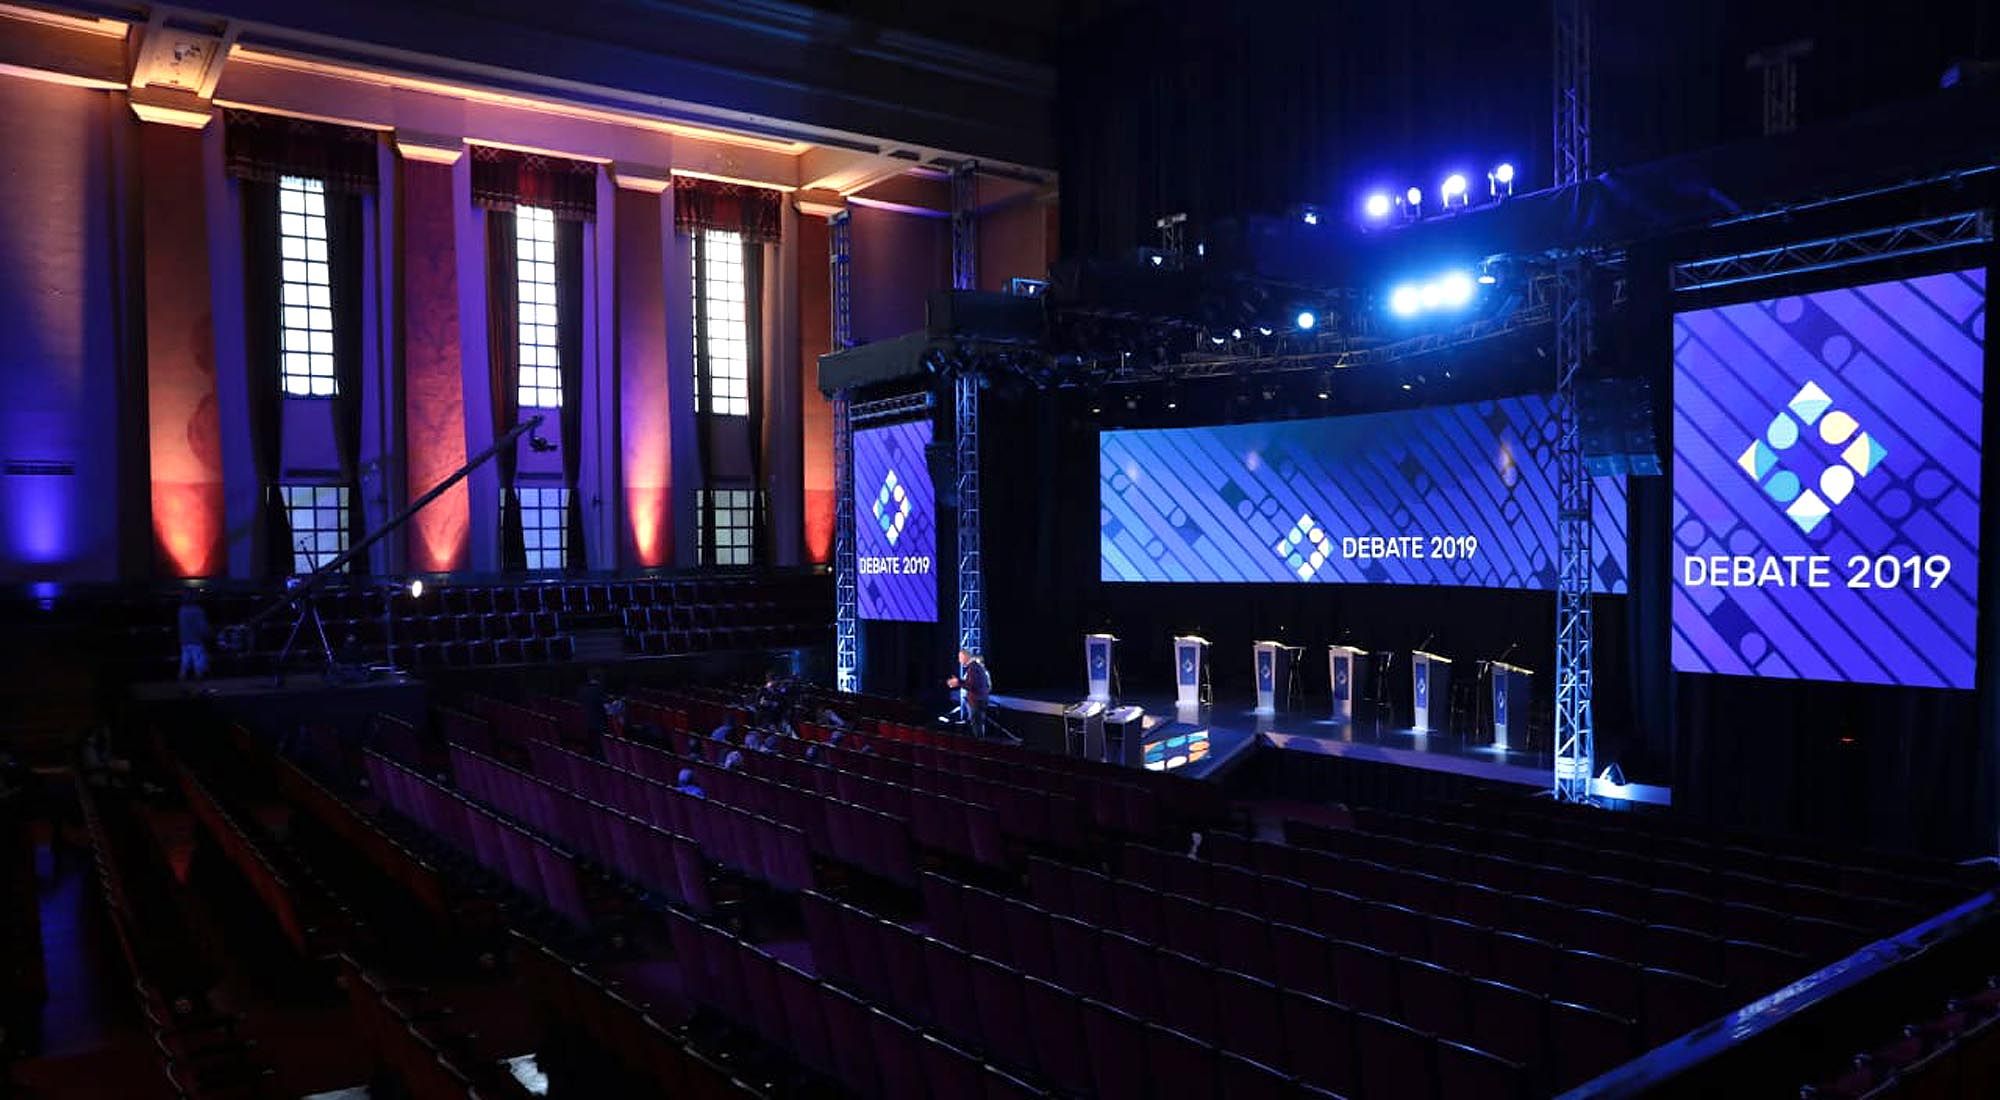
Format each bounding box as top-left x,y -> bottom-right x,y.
1352,1011 -> 1436,1100
1397,957 -> 1471,1043
1213,968 -> 1287,1070
1467,978 -> 1548,1070
1081,999 -> 1151,1100
1270,921 -> 1338,999
1153,948 -> 1216,1037
1100,931 -> 1162,1016
1142,1023 -> 1222,1100
1022,975 -> 1091,1095
1436,1037 -> 1532,1100
1639,966 -> 1726,1047
1548,998 -> 1639,1091
1330,938 -> 1399,1018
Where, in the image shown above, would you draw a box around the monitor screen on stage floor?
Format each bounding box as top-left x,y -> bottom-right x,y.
1098,396 -> 1628,591
855,418 -> 938,622
1670,267 -> 1985,689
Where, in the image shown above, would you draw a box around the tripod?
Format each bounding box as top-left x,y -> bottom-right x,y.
272,544 -> 336,685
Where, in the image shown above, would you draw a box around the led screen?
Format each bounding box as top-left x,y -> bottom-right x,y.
855,418 -> 938,622
1100,396 -> 1628,590
1671,268 -> 1984,688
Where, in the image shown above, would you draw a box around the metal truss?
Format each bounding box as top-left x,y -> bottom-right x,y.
954,370 -> 984,657
1553,0 -> 1590,189
830,208 -> 853,350
1552,257 -> 1596,803
832,393 -> 858,693
1672,210 -> 1992,292
951,161 -> 978,292
852,391 -> 935,425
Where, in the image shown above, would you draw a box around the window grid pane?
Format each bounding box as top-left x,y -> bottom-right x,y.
520,485 -> 569,572
281,483 -> 350,573
277,176 -> 336,397
515,206 -> 563,410
693,228 -> 750,417
697,487 -> 759,566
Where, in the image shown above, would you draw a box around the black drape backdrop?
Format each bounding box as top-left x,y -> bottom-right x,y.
239,179 -> 292,579
556,217 -> 586,571
327,192 -> 367,574
486,210 -> 527,572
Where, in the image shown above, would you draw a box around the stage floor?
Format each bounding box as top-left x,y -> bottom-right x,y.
994,688 -> 1671,804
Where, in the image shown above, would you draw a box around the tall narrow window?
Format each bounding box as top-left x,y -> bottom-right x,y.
281,484 -> 349,572
278,176 -> 335,396
520,485 -> 569,572
516,205 -> 561,409
698,487 -> 759,567
692,227 -> 749,416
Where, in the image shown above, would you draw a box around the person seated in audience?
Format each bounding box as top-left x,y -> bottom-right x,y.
803,744 -> 824,765
675,768 -> 705,798
176,588 -> 211,684
711,714 -> 741,743
819,707 -> 849,731
721,749 -> 746,771
577,667 -> 609,739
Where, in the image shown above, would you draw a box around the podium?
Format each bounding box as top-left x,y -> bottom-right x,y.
1253,641 -> 1297,714
1084,633 -> 1117,702
1063,700 -> 1105,758
1328,645 -> 1369,721
1490,661 -> 1533,751
1173,635 -> 1210,708
1411,651 -> 1453,732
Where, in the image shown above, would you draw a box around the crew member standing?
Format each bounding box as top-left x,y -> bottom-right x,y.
946,648 -> 991,739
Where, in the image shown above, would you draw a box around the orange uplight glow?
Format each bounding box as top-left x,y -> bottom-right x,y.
627,486 -> 669,567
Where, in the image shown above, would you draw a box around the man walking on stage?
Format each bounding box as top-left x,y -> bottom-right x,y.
947,648 -> 992,739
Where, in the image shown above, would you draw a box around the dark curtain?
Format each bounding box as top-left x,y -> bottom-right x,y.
326,192 -> 368,574
471,145 -> 597,222
223,109 -> 378,194
673,176 -> 782,244
486,210 -> 527,571
238,179 -> 292,578
556,218 -> 587,571
744,238 -> 768,562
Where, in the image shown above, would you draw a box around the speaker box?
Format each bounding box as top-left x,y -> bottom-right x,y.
1580,378 -> 1661,477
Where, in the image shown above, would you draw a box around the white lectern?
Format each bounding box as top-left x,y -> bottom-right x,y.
1253,641 -> 1296,714
1328,645 -> 1369,720
1084,633 -> 1117,702
1491,661 -> 1532,751
1411,650 -> 1453,732
1173,635 -> 1209,708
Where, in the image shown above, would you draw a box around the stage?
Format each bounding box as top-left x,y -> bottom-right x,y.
993,688 -> 1671,804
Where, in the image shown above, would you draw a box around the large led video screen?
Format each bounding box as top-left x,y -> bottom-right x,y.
855,418 -> 938,622
1100,396 -> 1629,591
1671,268 -> 1985,689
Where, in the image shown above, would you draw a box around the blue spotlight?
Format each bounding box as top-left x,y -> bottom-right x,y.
1438,271 -> 1475,308
1405,186 -> 1422,208
1441,173 -> 1469,206
1302,209 -> 1320,226
1388,285 -> 1422,317
1363,192 -> 1392,220
1489,162 -> 1516,198
1494,162 -> 1515,185
1295,310 -> 1317,331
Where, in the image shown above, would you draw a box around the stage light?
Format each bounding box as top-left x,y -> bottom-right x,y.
1210,334 -> 1227,346
1149,254 -> 1164,267
1477,273 -> 1498,285
1316,371 -> 1332,400
409,578 -> 424,599
1441,173 -> 1468,205
1489,161 -> 1516,199
1405,186 -> 1422,208
1295,310 -> 1317,330
1230,328 -> 1243,340
1494,162 -> 1515,185
1256,325 -> 1274,337
1302,209 -> 1319,226
1418,281 -> 1445,309
1389,285 -> 1422,317
1363,192 -> 1392,220
1438,271 -> 1475,307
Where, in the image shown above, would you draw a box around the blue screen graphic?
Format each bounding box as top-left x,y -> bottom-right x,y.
1100,396 -> 1628,590
855,419 -> 938,622
1671,268 -> 1985,689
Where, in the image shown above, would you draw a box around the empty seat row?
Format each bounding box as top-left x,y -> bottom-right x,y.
366,750 -> 591,927
338,954 -> 532,1100
391,635 -> 576,669
597,736 -> 914,885
450,744 -> 710,913
492,737 -> 814,892
176,764 -> 356,958
627,623 -> 819,657
511,932 -> 766,1098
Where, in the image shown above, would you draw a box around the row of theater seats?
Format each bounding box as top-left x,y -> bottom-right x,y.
802,887 -> 1348,1099
174,765 -> 360,961
1201,831 -> 1813,999
599,736 -> 916,886
1118,841 -> 1729,1035
75,778 -> 277,1099
451,743 -> 711,913
1804,975 -> 2000,1099
1289,813 -> 1923,951
388,634 -> 578,670
627,622 -> 822,657
663,905 -> 1049,1100
336,954 -> 534,1100
511,932 -> 766,1098
1352,802 -> 1973,922
366,751 -> 591,927
485,736 -> 814,893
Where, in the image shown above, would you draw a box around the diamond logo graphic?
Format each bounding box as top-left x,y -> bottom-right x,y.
872,469 -> 912,547
1274,511 -> 1331,580
1737,380 -> 1886,534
